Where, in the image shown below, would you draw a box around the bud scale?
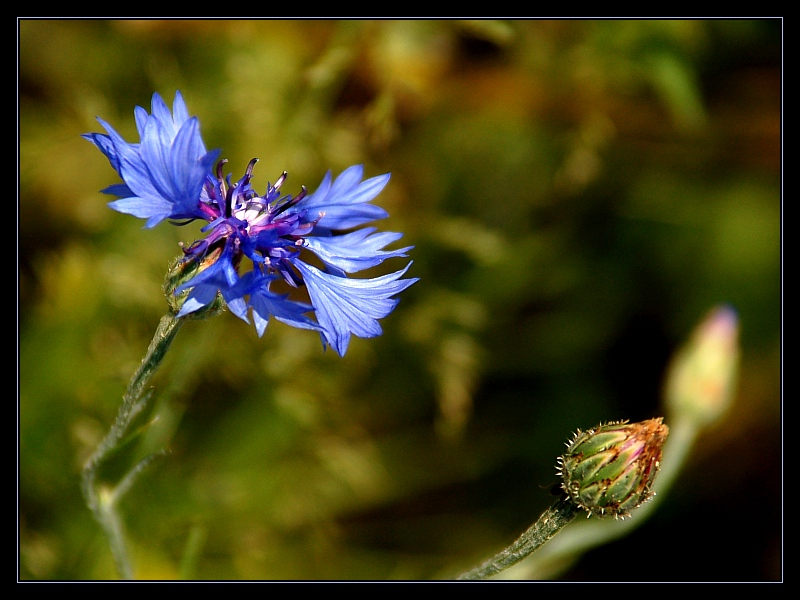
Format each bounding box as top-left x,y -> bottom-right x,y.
557,418 -> 669,519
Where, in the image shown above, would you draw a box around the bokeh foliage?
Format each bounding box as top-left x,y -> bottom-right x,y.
19,19 -> 781,580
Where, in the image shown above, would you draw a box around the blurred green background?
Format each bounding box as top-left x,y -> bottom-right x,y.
19,19 -> 781,581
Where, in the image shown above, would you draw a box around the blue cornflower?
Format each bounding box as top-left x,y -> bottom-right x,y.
84,91 -> 417,356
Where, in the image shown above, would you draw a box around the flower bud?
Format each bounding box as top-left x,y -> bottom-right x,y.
664,305 -> 740,427
557,418 -> 669,519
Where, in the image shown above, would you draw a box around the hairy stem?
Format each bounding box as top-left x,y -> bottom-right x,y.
457,496 -> 582,581
81,313 -> 184,579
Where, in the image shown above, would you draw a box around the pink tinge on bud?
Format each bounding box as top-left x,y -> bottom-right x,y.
664,305 -> 740,426
558,418 -> 669,519
699,305 -> 739,352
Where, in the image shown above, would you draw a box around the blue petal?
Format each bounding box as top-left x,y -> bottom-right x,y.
239,271 -> 320,337
294,165 -> 391,229
100,183 -> 134,198
149,92 -> 181,139
175,248 -> 246,320
302,228 -> 413,273
82,132 -> 123,174
172,121 -> 218,202
134,105 -> 149,138
171,91 -> 191,126
138,116 -> 219,217
108,196 -> 174,228
85,92 -> 218,228
294,260 -> 418,356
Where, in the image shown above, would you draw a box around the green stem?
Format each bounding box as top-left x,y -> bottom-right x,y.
81,312 -> 184,580
503,416 -> 698,580
456,496 -> 582,580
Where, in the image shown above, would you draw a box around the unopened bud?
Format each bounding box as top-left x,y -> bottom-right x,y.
557,418 -> 669,519
664,305 -> 739,427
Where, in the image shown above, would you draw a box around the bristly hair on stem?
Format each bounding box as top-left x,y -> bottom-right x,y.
81,312 -> 185,579
456,418 -> 669,580
457,495 -> 582,580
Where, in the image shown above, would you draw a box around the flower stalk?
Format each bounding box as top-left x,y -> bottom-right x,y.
81,90 -> 417,578
457,417 -> 669,580
81,311 -> 184,579
457,495 -> 582,580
